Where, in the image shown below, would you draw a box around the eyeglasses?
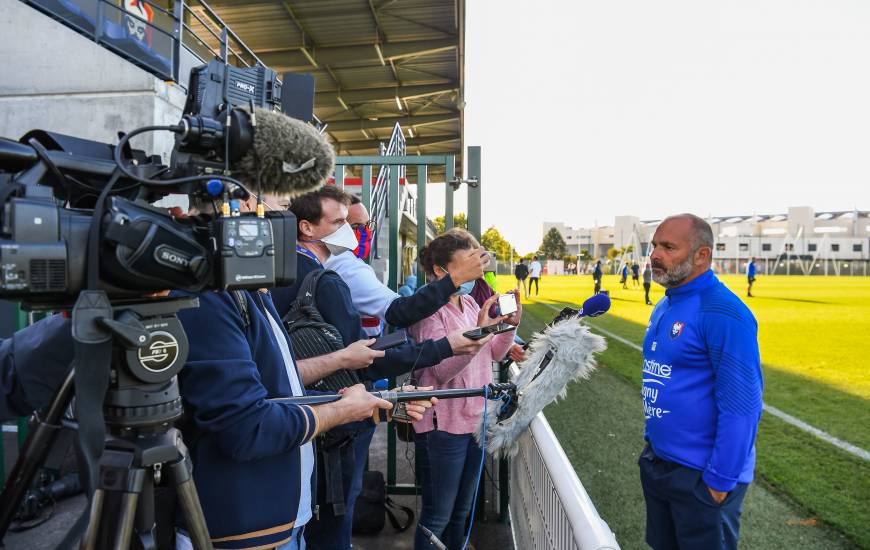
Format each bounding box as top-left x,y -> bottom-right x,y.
351,220 -> 376,231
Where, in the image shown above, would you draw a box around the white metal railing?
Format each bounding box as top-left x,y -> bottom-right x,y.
369,123 -> 406,258
510,412 -> 620,550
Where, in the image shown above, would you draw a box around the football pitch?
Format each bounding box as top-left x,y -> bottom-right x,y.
498,273 -> 870,549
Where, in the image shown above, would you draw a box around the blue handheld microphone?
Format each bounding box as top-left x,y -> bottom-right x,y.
578,292 -> 611,318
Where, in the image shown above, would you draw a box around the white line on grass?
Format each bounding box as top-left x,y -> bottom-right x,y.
535,301 -> 870,463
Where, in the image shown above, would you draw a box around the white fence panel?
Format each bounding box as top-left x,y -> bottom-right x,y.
510,412 -> 620,550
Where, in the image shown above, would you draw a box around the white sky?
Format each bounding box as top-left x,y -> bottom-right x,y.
440,0 -> 870,254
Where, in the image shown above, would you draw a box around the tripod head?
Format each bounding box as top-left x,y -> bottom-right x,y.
100,297 -> 197,432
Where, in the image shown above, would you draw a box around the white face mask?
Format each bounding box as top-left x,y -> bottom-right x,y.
320,222 -> 359,256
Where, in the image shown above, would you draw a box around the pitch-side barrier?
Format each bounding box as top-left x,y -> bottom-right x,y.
509,364 -> 620,550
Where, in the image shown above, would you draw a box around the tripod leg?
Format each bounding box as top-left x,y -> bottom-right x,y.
79,488 -> 105,550
113,491 -> 140,550
0,369 -> 75,539
169,457 -> 213,550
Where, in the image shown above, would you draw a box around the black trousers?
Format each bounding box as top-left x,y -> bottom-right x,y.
528,277 -> 539,295
638,445 -> 748,550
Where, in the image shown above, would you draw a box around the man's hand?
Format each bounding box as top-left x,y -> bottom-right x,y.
336,384 -> 393,422
339,338 -> 385,370
508,343 -> 526,363
448,247 -> 489,287
707,486 -> 728,504
446,327 -> 492,355
310,384 -> 393,435
391,385 -> 438,423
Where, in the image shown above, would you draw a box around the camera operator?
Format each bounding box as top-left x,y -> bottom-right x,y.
172,194 -> 436,550
325,195 -> 489,336
270,186 -> 491,550
0,314 -> 74,421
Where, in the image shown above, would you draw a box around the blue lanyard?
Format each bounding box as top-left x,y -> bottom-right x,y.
296,244 -> 323,267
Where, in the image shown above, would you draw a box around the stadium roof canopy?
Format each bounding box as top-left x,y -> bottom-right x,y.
202,0 -> 465,178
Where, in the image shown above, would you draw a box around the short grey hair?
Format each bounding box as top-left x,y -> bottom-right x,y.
665,213 -> 714,253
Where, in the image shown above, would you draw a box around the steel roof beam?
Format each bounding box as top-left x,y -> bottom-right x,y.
316,83 -> 458,106
255,39 -> 457,71
325,113 -> 458,132
335,134 -> 460,151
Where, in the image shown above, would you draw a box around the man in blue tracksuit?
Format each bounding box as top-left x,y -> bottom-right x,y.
640,214 -> 763,550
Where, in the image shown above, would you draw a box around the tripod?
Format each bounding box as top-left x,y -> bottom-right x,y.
0,297 -> 213,550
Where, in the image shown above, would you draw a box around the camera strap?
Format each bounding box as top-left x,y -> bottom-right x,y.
53,169 -> 121,550
52,291 -> 114,550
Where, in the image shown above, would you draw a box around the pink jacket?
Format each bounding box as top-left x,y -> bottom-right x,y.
409,295 -> 515,435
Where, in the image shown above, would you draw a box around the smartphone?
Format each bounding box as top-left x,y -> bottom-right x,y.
370,329 -> 408,351
497,293 -> 518,316
463,323 -> 515,340
462,328 -> 489,341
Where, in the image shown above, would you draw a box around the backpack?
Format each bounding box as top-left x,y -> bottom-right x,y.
281,268 -> 361,392
352,470 -> 415,535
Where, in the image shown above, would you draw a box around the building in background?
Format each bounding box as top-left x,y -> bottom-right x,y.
545,207 -> 870,276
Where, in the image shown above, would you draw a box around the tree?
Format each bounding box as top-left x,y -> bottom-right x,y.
539,227 -> 567,260
606,247 -> 621,261
481,226 -> 514,261
432,213 -> 468,234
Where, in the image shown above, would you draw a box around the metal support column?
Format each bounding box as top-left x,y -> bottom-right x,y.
416,165 -> 428,287
361,165 -> 372,211
387,167 -> 400,292
445,156 -> 455,231
334,165 -> 345,190
467,146 -> 482,240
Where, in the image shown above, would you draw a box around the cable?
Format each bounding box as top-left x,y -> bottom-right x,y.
461,385 -> 489,550
112,124 -> 253,196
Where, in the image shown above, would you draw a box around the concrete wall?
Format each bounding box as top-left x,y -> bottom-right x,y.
0,0 -> 188,164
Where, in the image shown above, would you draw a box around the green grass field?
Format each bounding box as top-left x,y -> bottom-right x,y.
498,273 -> 870,549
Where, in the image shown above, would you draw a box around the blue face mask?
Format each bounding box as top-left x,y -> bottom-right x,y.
456,280 -> 476,296
441,265 -> 475,295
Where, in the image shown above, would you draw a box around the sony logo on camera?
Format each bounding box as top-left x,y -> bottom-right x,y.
235,80 -> 255,94
155,245 -> 192,271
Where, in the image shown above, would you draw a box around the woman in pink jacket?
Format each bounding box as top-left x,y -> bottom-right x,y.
409,229 -> 522,550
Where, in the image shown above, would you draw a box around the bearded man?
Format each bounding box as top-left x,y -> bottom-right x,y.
638,214 -> 763,550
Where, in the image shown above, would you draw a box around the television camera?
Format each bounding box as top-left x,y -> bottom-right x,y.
0,60 -> 330,549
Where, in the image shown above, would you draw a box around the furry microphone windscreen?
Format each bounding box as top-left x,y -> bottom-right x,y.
233,108 -> 335,198
475,315 -> 607,458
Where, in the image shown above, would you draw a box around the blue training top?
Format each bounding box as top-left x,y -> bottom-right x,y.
747,261 -> 757,278
642,270 -> 763,492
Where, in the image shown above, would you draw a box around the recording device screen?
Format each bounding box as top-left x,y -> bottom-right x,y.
238,222 -> 258,238
498,293 -> 518,316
